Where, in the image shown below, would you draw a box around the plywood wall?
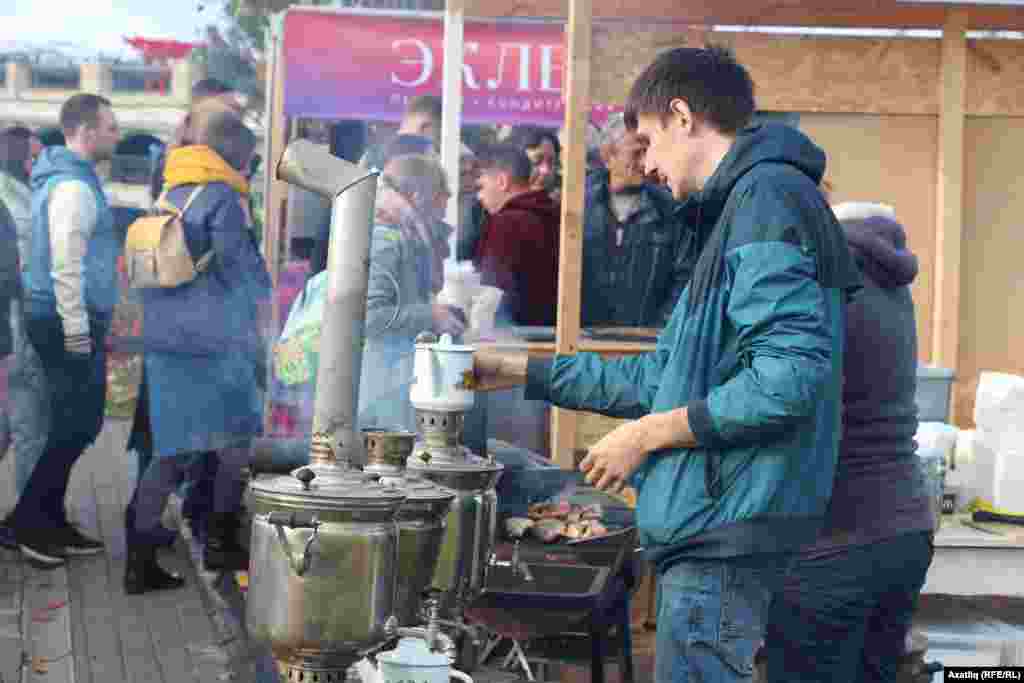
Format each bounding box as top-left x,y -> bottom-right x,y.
592,28 -> 943,115
966,40 -> 1024,117
592,32 -> 1024,118
958,117 -> 1024,426
800,113 -> 938,365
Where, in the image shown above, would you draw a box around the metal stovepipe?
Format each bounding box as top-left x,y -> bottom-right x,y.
276,139 -> 380,466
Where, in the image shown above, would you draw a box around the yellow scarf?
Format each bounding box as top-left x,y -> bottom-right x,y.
163,145 -> 250,196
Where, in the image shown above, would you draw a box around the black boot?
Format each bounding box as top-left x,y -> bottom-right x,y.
124,538 -> 186,595
203,512 -> 249,572
125,500 -> 176,549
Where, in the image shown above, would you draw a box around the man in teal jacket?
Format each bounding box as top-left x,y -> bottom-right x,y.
475,46 -> 860,683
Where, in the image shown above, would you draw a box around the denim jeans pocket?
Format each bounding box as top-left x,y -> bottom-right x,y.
692,564 -> 766,676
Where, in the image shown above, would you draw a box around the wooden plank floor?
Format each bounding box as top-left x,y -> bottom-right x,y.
0,417 -> 237,683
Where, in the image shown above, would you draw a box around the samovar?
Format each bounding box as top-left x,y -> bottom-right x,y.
404,332 -> 504,668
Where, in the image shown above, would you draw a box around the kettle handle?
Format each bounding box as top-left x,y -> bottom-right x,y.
264,513 -> 320,577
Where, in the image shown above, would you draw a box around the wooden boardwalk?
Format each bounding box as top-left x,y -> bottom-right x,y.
0,418 -> 237,683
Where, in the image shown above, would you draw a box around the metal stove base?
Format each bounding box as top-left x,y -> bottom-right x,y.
276,659 -> 355,683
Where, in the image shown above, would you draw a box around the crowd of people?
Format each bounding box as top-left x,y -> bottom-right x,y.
0,45 -> 936,683
0,82 -> 269,595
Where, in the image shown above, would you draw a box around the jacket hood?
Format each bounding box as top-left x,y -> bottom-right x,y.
30,146 -> 98,192
832,202 -> 918,288
701,123 -> 826,214
504,189 -> 560,221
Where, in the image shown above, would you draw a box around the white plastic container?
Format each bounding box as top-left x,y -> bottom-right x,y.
974,371 -> 1024,433
991,427 -> 1024,514
970,430 -> 1000,506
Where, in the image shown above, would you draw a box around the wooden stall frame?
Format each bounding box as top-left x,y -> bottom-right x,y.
550,0 -> 592,469
262,22 -> 290,433
932,8 -> 968,422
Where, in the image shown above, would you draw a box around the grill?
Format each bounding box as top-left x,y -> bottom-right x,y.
465,476 -> 639,683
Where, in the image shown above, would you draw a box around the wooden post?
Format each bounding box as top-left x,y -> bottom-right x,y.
932,7 -> 967,423
263,18 -> 290,433
264,23 -> 289,289
550,0 -> 591,469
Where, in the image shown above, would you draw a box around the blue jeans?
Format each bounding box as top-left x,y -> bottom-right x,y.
655,557 -> 786,683
763,531 -> 934,683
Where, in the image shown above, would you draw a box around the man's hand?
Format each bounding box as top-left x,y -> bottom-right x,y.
473,349 -> 528,392
64,333 -> 93,359
579,408 -> 697,493
579,420 -> 652,494
432,304 -> 467,337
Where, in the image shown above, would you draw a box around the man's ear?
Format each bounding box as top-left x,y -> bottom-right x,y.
497,170 -> 512,192
669,98 -> 695,135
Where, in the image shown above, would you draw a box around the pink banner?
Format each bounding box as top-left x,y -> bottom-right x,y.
282,9 -> 620,127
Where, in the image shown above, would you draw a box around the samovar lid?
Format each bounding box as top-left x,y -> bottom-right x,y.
397,475 -> 456,502
291,461 -> 372,487
251,466 -> 407,510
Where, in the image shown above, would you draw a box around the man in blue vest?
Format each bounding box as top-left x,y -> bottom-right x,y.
7,93 -> 120,568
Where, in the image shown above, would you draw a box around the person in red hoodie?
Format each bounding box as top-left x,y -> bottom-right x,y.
473,144 -> 561,326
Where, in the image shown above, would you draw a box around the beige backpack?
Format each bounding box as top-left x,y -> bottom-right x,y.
124,185 -> 213,289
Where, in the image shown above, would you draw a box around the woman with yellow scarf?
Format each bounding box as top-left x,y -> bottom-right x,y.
124,110 -> 271,594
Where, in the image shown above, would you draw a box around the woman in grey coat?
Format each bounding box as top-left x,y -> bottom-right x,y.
274,154 -> 465,436
357,154 -> 466,432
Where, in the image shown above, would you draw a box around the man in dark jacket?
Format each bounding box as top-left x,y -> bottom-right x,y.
473,144 -> 561,326
581,113 -> 698,327
763,202 -> 933,683
9,94 -> 121,567
473,47 -> 860,683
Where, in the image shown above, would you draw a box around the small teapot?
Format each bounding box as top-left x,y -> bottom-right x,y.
357,637 -> 473,683
409,332 -> 476,413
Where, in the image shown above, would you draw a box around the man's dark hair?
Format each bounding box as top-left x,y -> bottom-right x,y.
59,93 -> 112,136
0,127 -> 34,183
191,78 -> 234,102
194,110 -> 257,173
475,144 -> 532,185
624,45 -> 755,136
405,94 -> 443,123
504,126 -> 560,157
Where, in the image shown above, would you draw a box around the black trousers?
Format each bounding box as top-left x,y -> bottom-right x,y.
9,313 -> 109,531
763,531 -> 934,683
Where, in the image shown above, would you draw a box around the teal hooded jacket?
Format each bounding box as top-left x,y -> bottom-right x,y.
526,124 -> 861,570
